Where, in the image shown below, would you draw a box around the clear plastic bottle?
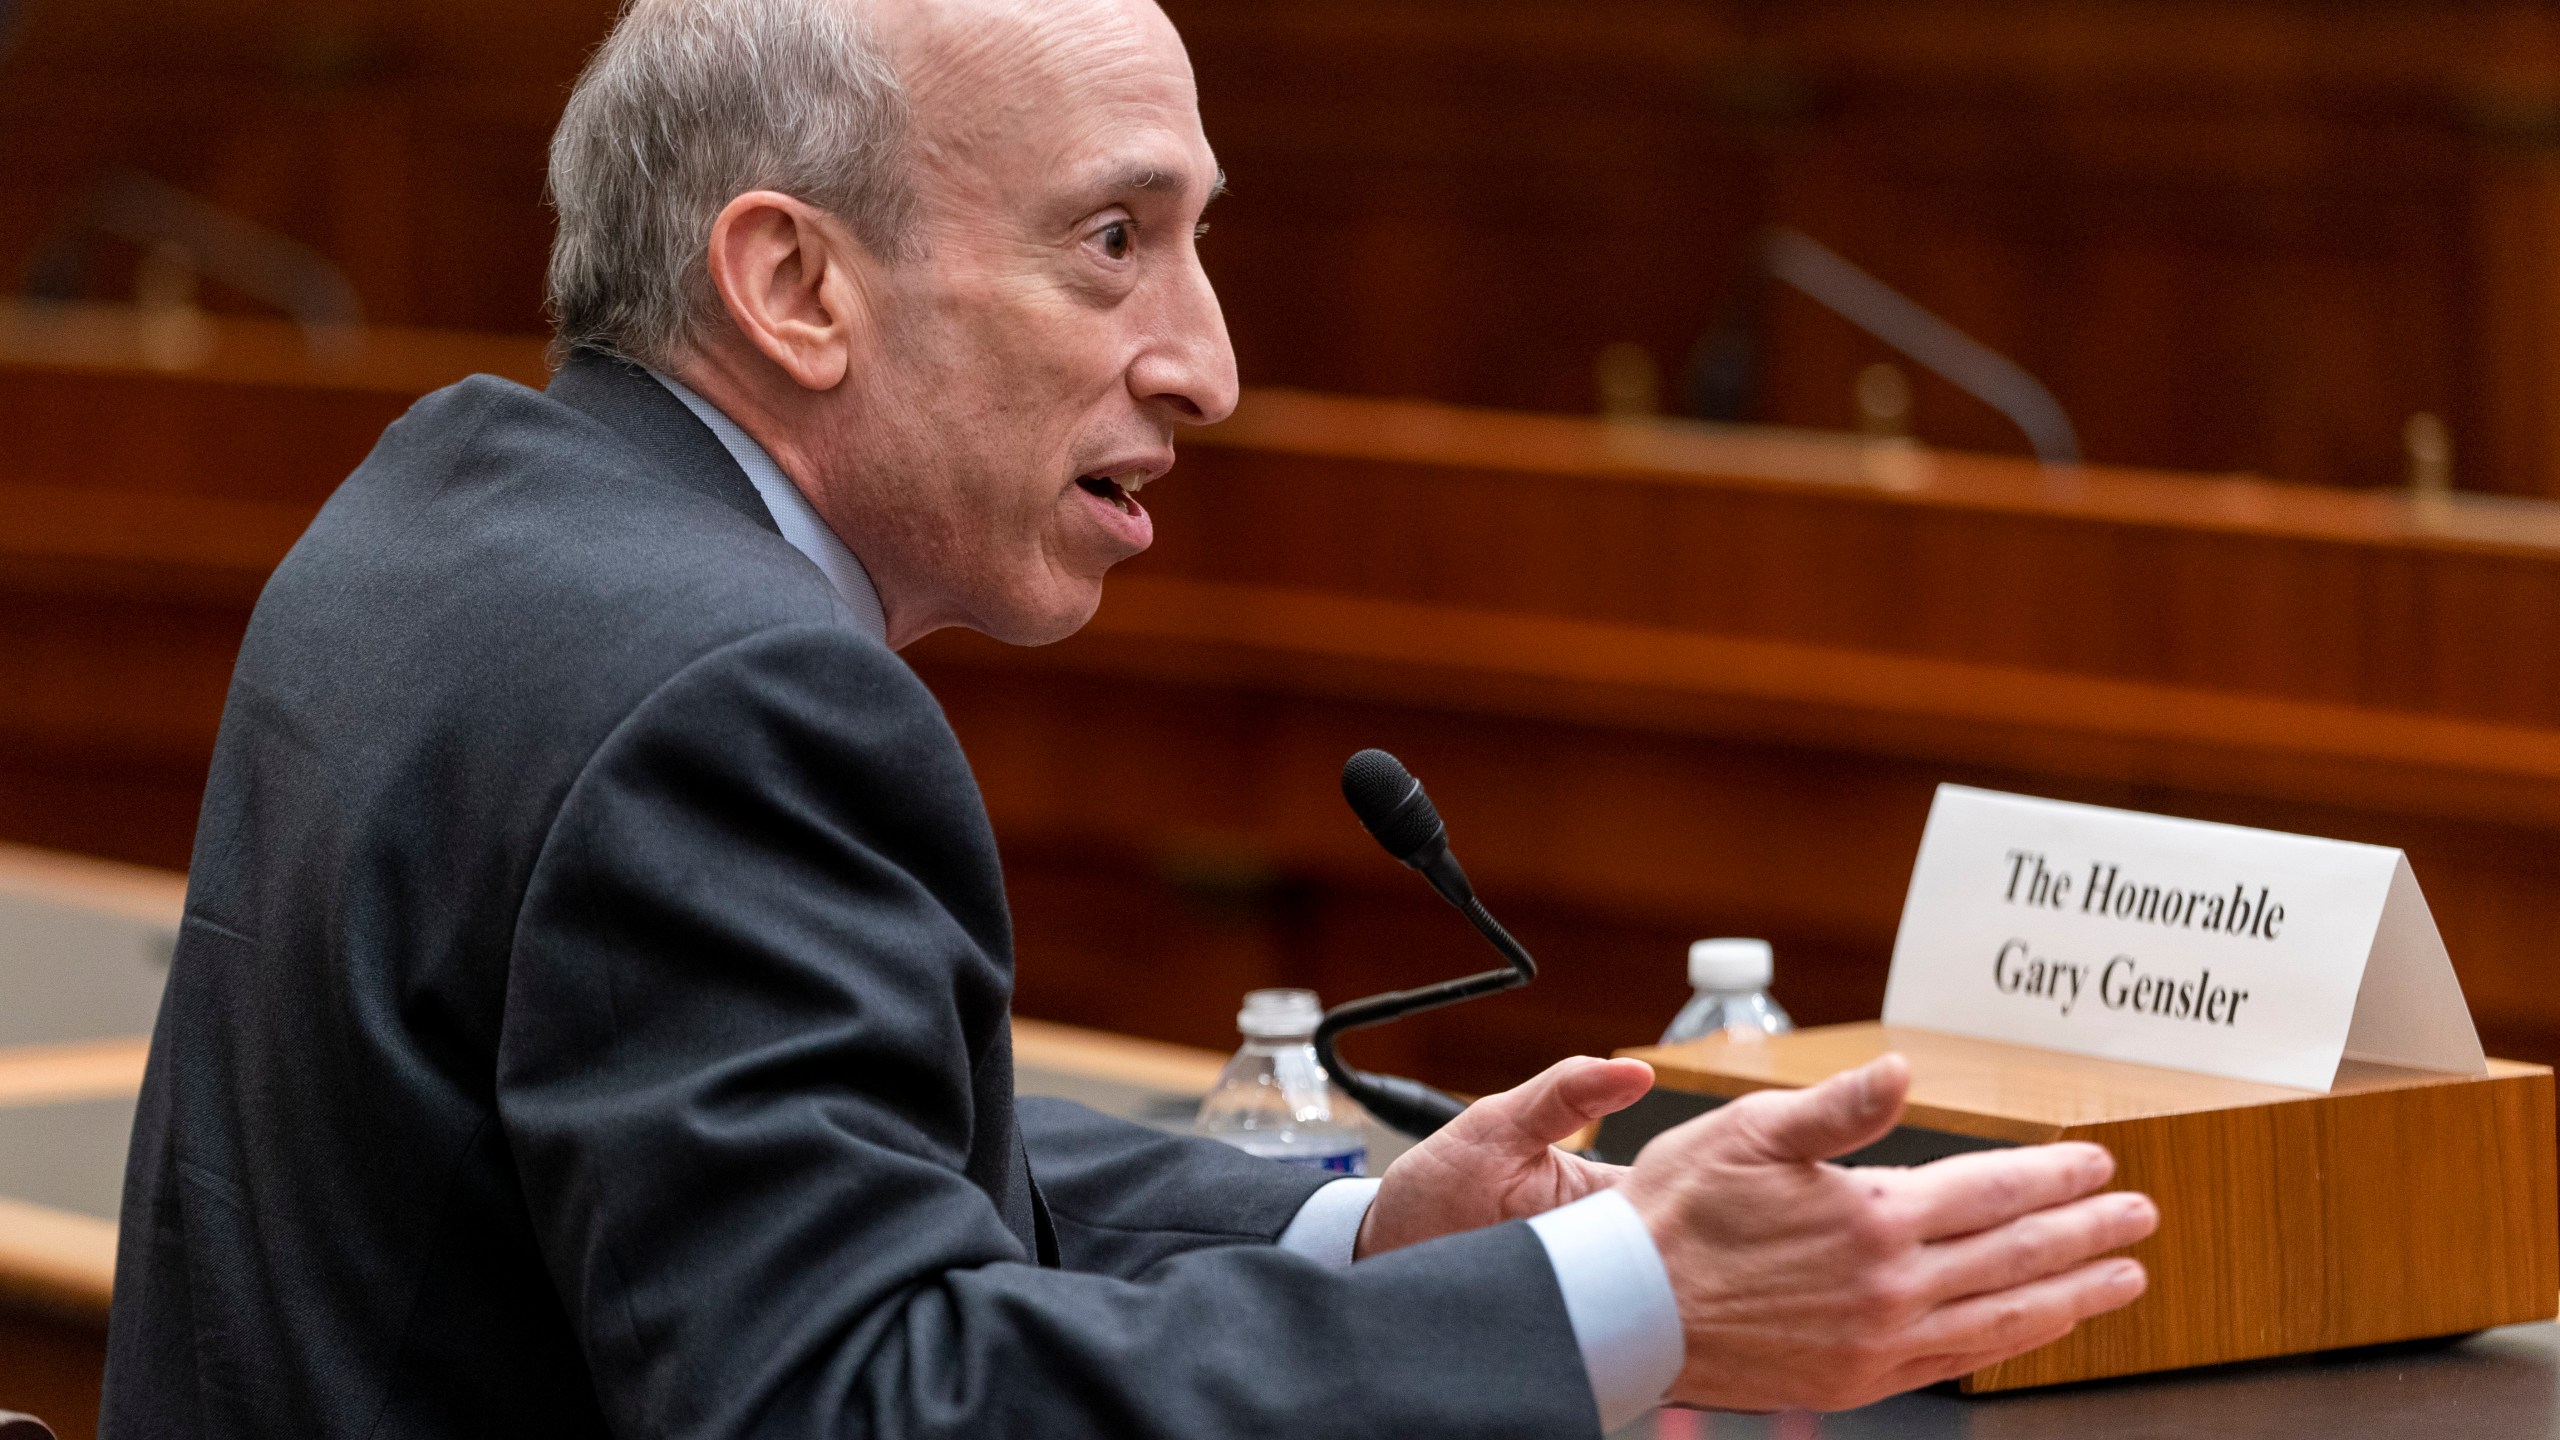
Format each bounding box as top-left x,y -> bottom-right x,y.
1661,938 -> 1794,1045
1195,988 -> 1369,1175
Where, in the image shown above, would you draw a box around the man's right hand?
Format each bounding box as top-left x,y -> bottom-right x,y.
1620,1053 -> 2157,1413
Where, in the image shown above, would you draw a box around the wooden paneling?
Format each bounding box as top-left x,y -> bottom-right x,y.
906,392 -> 2560,1090
10,333 -> 2560,1099
0,315 -> 546,866
1171,0 -> 2560,493
8,2 -> 2560,489
0,0 -> 618,335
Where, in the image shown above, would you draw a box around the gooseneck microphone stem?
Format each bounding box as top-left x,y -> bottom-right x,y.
1314,899 -> 1536,1138
1318,750 -> 1544,1138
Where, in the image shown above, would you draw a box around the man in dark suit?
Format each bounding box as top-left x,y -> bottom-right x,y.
102,0 -> 2156,1434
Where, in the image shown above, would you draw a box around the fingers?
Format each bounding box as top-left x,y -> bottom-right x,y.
1879,1142 -> 2117,1241
1914,1189 -> 2157,1304
1903,1256 -> 2148,1362
1718,1053 -> 1910,1163
1873,1326 -> 2076,1400
1853,1204 -> 2150,1393
1461,1056 -> 1656,1151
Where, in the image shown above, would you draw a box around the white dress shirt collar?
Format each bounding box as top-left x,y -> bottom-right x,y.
650,370 -> 890,646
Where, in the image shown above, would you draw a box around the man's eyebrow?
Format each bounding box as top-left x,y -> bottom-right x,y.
1115,166 -> 1226,200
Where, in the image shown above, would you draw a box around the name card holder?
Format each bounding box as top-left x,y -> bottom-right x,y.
1601,1023 -> 2558,1391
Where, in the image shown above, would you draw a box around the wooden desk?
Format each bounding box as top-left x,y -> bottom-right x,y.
1607,1025 -> 2558,1391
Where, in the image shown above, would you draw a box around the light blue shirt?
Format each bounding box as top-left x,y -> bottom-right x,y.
654,372 -> 889,641
652,370 -> 1684,1431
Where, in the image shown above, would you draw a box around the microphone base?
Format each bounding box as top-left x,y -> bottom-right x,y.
1332,1065 -> 1466,1139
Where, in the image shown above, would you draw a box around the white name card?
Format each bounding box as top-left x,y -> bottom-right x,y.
1881,785 -> 2484,1090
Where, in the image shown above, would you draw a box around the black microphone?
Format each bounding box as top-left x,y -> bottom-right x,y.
1340,747 -> 1474,908
1316,750 -> 1540,1139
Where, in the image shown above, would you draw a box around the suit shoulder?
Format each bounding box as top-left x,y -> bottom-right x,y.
266,371 -> 848,671
211,370 -> 897,884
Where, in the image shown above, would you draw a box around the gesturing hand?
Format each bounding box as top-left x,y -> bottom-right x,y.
1624,1054 -> 2157,1413
1354,1055 -> 1657,1258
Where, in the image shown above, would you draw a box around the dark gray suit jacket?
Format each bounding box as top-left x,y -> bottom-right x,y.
99,352 -> 1597,1439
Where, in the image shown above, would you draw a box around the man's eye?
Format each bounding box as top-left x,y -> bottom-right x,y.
1099,220 -> 1133,260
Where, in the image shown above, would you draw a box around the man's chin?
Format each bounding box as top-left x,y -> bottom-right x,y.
972,576 -> 1110,648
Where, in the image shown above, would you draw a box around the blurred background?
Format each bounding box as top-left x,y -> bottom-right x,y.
7,0 -> 2560,1100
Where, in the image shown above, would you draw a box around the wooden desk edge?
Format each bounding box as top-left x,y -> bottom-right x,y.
0,1038 -> 153,1109
0,1198 -> 114,1328
0,844 -> 185,930
1010,1016 -> 1228,1095
1199,388 -> 2560,562
1622,1021 -> 2547,1142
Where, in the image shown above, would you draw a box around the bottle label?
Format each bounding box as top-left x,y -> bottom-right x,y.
1270,1147 -> 1367,1176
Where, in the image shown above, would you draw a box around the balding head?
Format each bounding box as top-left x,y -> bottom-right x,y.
882,0 -> 1189,152
548,0 -> 1235,647
546,0 -> 1195,366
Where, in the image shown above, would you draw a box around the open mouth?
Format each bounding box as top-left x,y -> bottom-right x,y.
1077,473 -> 1145,516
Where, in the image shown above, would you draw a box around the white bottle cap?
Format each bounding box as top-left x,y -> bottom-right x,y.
1688,938 -> 1773,991
1238,988 -> 1324,1038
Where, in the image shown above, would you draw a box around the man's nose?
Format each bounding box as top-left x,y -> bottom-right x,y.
1128,259 -> 1240,426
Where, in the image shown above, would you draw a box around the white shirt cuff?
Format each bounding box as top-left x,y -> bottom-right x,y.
1528,1188 -> 1684,1432
1272,1177 -> 1382,1269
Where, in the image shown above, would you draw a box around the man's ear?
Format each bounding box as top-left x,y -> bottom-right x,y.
704,191 -> 876,392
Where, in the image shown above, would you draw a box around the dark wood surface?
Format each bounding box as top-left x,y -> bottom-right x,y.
10,1 -> 2560,490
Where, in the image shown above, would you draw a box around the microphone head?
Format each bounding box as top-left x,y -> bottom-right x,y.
1341,749 -> 1446,864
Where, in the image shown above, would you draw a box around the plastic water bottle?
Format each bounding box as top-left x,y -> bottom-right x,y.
1661,938 -> 1794,1044
1195,988 -> 1369,1175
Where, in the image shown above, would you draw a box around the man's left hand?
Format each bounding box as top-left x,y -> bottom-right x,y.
1355,1056 -> 1657,1258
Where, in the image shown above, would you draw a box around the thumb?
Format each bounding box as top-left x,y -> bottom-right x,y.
1724,1053 -> 1909,1163
1455,1056 -> 1656,1153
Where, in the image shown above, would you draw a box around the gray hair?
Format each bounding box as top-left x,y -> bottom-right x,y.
545,0 -> 917,366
